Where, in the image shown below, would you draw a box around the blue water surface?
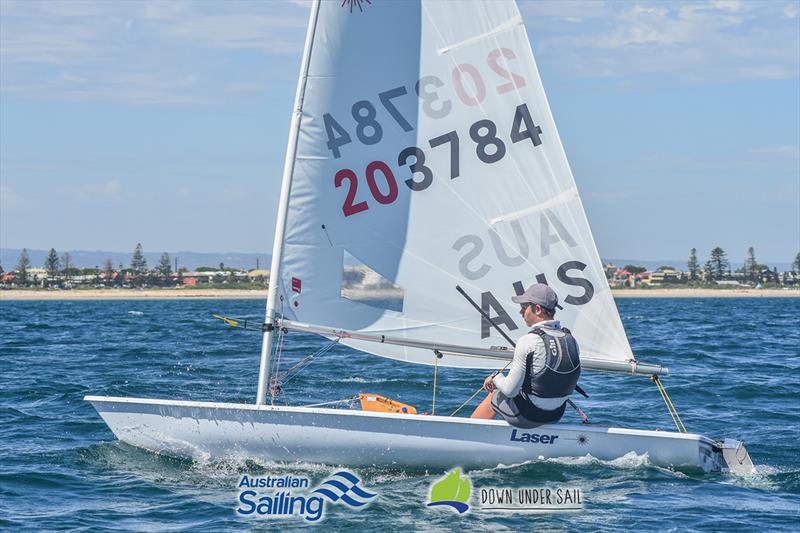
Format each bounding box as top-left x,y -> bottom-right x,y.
1,297 -> 798,531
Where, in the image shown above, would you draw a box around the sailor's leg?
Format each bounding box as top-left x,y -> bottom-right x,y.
470,391 -> 497,420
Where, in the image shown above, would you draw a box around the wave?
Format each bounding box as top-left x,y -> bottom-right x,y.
471,451 -> 653,474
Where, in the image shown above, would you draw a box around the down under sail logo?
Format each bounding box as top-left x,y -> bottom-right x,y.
427,468 -> 471,514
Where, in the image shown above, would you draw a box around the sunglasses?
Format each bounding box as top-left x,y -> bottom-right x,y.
519,303 -> 532,315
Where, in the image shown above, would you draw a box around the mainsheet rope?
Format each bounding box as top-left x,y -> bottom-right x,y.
449,364 -> 510,417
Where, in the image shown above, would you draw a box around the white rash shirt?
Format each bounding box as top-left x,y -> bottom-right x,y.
491,320 -> 577,410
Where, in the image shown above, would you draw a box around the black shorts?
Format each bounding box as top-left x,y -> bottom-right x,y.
491,391 -> 565,428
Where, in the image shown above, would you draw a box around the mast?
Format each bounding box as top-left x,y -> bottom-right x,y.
256,0 -> 321,406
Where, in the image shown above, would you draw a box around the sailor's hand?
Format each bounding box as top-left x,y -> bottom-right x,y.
483,374 -> 496,392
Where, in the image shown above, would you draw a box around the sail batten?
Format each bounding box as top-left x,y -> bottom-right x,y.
274,0 -> 634,371
491,187 -> 579,225
437,15 -> 524,55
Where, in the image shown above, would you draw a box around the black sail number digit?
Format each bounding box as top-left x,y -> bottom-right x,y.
429,131 -> 460,179
399,147 -> 433,192
324,113 -> 352,159
415,75 -> 451,119
469,119 -> 506,164
379,86 -> 413,132
352,100 -> 383,145
510,103 -> 543,147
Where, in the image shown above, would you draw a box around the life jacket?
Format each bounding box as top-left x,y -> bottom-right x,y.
516,326 -> 581,418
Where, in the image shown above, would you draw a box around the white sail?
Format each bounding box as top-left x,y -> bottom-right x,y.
274,0 -> 632,368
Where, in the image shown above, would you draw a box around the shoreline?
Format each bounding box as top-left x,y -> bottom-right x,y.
610,288 -> 798,298
1,288 -> 798,300
0,289 -> 268,300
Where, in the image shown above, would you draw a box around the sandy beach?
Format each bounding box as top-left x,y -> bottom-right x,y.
1,288 -> 798,300
0,289 -> 268,300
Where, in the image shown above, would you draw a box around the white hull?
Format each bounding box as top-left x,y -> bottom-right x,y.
85,395 -> 750,473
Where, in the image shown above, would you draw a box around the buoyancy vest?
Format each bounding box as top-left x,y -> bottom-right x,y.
520,326 -> 581,408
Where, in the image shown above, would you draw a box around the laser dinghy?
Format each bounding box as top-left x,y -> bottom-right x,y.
87,0 -> 754,475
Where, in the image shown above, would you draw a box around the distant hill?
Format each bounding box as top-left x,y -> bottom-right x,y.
603,258 -> 694,271
0,249 -> 269,271
0,249 -> 791,273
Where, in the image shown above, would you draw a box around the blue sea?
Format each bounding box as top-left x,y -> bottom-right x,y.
1,297 -> 799,531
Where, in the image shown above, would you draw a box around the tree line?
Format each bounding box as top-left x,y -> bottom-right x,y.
5,244 -> 799,289
686,246 -> 797,282
5,244 -> 182,288
619,247 -> 800,285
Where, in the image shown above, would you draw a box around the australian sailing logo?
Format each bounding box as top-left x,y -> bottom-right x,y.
237,471 -> 377,522
427,468 -> 471,514
312,471 -> 377,507
342,0 -> 372,13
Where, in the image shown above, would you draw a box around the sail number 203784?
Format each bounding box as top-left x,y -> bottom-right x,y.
324,47 -> 544,218
334,105 -> 542,217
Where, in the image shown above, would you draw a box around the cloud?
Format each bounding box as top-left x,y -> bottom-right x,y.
0,68 -> 202,104
161,14 -> 306,51
709,0 -> 746,13
1,0 -> 797,105
0,0 -> 307,103
522,0 -> 607,23
600,5 -> 685,47
520,0 -> 800,84
141,0 -> 191,21
0,23 -> 106,65
74,180 -> 123,204
750,145 -> 800,157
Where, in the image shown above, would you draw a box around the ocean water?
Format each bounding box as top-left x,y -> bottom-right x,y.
1,297 -> 798,531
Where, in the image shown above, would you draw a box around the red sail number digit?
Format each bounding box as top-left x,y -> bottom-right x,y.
335,168 -> 369,217
365,161 -> 399,205
488,48 -> 526,94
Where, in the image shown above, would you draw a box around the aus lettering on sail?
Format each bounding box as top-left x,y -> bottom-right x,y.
453,209 -> 594,339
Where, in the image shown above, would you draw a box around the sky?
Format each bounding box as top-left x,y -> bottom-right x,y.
1,0 -> 798,265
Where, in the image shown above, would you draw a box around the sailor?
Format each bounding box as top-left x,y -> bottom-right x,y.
470,283 -> 581,428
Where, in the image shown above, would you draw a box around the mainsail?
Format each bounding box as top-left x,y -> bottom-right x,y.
268,0 -> 632,370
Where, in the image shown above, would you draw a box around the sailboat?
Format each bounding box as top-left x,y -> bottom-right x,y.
86,0 -> 753,474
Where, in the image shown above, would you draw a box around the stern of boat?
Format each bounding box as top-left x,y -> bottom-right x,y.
711,438 -> 755,474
